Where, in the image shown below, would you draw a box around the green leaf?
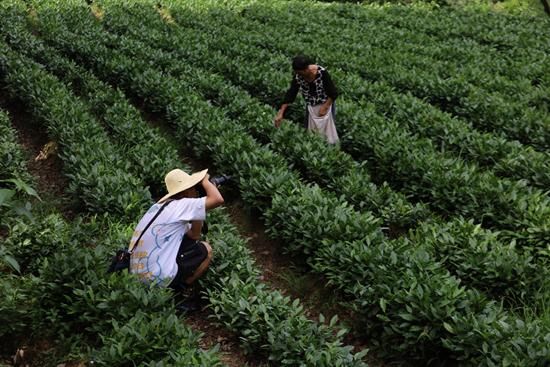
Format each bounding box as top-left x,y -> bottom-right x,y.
1,178 -> 40,200
443,322 -> 455,334
398,313 -> 414,321
0,189 -> 15,206
379,298 -> 387,313
3,254 -> 20,273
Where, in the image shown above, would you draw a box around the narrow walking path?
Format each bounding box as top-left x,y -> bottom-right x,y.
0,95 -> 73,217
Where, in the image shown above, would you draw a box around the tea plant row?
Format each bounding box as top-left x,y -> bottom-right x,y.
0,42 -> 151,220
0,107 -> 35,273
96,1 -> 550,253
229,0 -> 550,151
165,0 -> 549,153
22,2 -> 550,364
340,4 -> 550,65
0,9 -> 182,199
0,109 -> 33,185
0,10 -> 368,364
0,109 -> 224,365
64,2 -> 432,231
19,0 -> 549,312
75,0 -> 550,308
160,0 -> 550,187
118,1 -> 550,193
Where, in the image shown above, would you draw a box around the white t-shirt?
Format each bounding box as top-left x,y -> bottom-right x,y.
129,197 -> 206,286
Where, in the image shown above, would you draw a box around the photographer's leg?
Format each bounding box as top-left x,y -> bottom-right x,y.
173,241 -> 208,313
184,241 -> 212,285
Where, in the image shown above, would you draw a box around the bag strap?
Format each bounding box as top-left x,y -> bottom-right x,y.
130,200 -> 171,253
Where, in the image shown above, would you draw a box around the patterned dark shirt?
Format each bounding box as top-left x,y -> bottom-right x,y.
282,65 -> 338,106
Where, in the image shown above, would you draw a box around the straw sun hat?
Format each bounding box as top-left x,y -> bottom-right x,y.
158,168 -> 208,203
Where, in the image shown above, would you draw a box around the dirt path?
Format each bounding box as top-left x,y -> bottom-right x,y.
185,309 -> 266,367
224,198 -> 385,367
0,95 -> 75,218
0,96 -> 83,366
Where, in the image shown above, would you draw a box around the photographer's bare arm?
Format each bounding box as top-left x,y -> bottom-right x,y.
184,176 -> 223,285
202,175 -> 224,210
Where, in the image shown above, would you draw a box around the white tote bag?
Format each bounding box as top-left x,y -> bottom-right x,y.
307,104 -> 339,144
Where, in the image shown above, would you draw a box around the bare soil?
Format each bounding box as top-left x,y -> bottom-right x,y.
0,95 -> 76,218
223,198 -> 385,367
185,309 -> 266,367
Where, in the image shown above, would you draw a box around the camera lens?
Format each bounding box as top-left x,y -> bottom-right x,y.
210,175 -> 232,186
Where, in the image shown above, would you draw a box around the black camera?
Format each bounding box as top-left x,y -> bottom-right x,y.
209,174 -> 232,187
195,175 -> 232,197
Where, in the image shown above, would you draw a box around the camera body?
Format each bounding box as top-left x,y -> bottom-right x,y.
209,174 -> 232,187
195,175 -> 232,197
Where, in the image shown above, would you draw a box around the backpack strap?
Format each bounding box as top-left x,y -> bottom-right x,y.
129,200 -> 171,253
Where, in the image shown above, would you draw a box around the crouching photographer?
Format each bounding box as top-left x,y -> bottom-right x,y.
128,168 -> 225,311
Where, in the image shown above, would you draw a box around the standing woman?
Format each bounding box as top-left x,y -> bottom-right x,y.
274,55 -> 339,144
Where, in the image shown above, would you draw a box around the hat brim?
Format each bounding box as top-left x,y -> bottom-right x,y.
158,168 -> 208,203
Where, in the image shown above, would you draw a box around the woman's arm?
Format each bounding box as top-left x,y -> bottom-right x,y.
319,97 -> 333,116
275,78 -> 299,127
322,70 -> 338,101
186,177 -> 223,239
319,70 -> 338,116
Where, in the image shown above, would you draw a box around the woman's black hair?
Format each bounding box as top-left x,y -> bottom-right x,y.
292,55 -> 314,71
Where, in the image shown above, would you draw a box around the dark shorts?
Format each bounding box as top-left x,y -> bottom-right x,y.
169,236 -> 208,289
